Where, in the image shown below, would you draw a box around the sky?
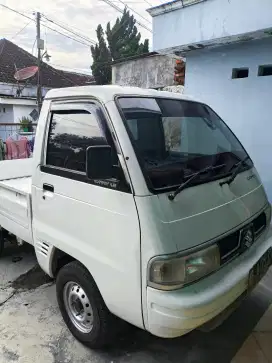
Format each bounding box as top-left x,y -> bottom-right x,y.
0,0 -> 162,74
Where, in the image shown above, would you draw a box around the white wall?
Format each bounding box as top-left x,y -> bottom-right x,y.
0,83 -> 51,98
0,104 -> 14,141
151,0 -> 272,53
0,104 -> 14,123
13,105 -> 38,123
184,38 -> 272,200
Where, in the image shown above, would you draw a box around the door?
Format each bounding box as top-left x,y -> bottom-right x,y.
32,101 -> 143,328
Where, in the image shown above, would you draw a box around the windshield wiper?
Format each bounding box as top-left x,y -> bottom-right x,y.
168,163 -> 226,201
219,155 -> 250,187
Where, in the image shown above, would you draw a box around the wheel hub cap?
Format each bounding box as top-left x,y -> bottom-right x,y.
63,281 -> 93,333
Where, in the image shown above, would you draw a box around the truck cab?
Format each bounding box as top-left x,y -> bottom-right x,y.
0,85 -> 271,348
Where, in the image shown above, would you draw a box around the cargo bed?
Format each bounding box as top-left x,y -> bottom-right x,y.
0,159 -> 33,244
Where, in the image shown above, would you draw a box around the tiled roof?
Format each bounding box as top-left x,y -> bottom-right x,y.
0,38 -> 94,88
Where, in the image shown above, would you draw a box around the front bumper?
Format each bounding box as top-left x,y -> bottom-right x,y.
146,227 -> 272,338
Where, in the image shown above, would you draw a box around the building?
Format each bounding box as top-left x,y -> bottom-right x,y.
0,38 -> 94,126
112,51 -> 185,90
148,0 -> 272,200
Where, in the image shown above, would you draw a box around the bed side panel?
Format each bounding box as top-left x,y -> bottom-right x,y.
0,183 -> 33,244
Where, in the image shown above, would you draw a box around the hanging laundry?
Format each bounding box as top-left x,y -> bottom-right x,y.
28,136 -> 35,153
0,139 -> 5,161
6,136 -> 30,160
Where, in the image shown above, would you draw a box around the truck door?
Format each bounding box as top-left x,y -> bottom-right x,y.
32,101 -> 143,329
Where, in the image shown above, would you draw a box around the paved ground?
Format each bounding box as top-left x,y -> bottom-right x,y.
1,242 -> 272,363
232,304 -> 272,363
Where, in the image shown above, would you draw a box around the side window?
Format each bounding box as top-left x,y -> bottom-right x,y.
46,110 -> 107,173
44,108 -> 131,193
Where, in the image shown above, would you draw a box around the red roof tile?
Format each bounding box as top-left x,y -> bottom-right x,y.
0,38 -> 94,88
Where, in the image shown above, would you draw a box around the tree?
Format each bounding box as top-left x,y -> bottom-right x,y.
106,9 -> 149,61
163,119 -> 181,151
91,9 -> 149,84
91,25 -> 112,85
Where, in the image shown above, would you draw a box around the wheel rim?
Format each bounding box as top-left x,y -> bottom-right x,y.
63,281 -> 94,333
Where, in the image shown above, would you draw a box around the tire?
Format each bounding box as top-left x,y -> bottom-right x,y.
56,261 -> 115,349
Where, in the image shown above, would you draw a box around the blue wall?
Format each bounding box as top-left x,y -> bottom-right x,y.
151,0 -> 272,54
185,38 -> 272,201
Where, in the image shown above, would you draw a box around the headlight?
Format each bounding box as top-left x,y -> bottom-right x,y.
148,244 -> 220,290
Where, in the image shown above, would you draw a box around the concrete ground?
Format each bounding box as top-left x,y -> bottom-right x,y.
1,242 -> 272,363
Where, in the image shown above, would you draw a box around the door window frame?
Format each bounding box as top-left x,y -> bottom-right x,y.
40,100 -> 131,193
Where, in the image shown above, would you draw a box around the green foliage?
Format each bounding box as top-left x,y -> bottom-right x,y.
19,116 -> 33,132
106,8 -> 149,61
91,9 -> 149,85
91,25 -> 112,85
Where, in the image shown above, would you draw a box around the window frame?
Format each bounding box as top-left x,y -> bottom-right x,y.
40,100 -> 131,193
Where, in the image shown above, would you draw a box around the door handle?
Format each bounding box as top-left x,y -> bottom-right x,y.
43,183 -> 54,193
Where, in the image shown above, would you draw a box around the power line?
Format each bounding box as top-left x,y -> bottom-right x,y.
40,12 -> 133,50
42,12 -> 97,43
40,19 -> 92,47
100,0 -> 152,2
38,59 -> 80,86
0,4 -> 35,23
44,26 -> 48,50
1,2 -> 153,72
117,0 -> 152,24
41,11 -> 144,48
0,4 -> 84,89
49,62 -> 92,73
31,38 -> 37,55
0,4 -> 93,48
143,0 -> 153,7
50,67 -> 79,86
100,0 -> 152,32
10,20 -> 32,40
1,2 -> 152,51
41,14 -> 97,45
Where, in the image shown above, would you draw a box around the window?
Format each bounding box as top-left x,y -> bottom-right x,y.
44,107 -> 130,192
46,110 -> 107,172
258,65 -> 272,77
118,97 -> 251,193
232,68 -> 249,79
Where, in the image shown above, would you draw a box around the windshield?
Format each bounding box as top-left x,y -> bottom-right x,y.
117,97 -> 252,193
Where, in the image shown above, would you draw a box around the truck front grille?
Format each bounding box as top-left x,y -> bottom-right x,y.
218,212 -> 266,264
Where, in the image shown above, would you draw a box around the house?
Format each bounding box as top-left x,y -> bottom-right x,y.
148,0 -> 272,201
112,51 -> 185,90
0,38 -> 94,128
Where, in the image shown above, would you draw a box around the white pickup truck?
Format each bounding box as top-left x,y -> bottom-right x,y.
0,85 -> 272,349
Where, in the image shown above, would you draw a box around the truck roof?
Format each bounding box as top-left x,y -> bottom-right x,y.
45,85 -> 196,104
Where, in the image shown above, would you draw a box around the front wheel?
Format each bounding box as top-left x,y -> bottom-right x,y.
56,261 -> 115,349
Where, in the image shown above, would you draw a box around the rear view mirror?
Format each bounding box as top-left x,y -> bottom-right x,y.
86,145 -> 113,180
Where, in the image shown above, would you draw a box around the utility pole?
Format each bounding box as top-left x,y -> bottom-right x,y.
36,12 -> 43,114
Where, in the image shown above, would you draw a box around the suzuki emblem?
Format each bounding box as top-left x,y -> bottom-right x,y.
242,228 -> 254,249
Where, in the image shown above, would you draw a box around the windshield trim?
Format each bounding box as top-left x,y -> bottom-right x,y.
115,95 -> 252,195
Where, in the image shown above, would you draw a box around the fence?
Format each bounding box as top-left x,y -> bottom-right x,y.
0,123 -> 37,142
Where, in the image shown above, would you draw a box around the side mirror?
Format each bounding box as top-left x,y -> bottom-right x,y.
86,145 -> 113,180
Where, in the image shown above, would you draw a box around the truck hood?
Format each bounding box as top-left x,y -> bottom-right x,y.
136,167 -> 268,256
